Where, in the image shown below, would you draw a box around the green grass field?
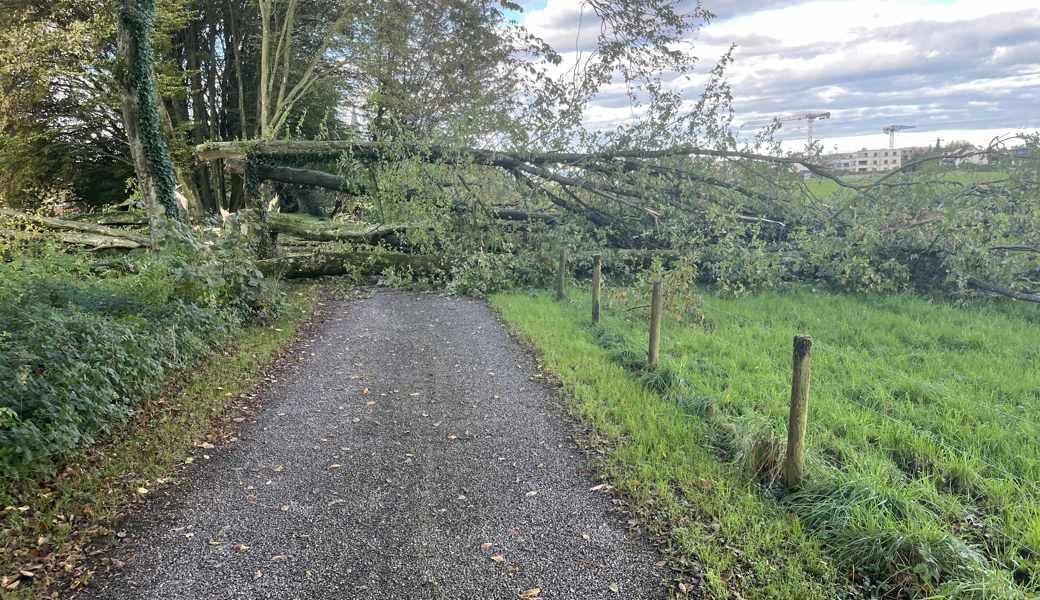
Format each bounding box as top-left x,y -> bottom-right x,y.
492,287 -> 1040,598
805,169 -> 1007,197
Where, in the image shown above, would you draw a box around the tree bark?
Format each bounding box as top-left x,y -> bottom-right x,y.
117,0 -> 180,220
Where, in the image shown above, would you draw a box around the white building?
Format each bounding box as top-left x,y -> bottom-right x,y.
825,145 -> 990,173
824,147 -> 913,173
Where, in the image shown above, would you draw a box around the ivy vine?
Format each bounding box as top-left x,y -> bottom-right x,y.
120,0 -> 178,219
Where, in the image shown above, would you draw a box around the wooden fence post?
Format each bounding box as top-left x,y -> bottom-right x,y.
783,335 -> 813,489
555,247 -> 567,301
592,254 -> 602,322
647,280 -> 663,370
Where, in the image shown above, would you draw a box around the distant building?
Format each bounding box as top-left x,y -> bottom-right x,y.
824,145 -> 989,173
824,147 -> 912,173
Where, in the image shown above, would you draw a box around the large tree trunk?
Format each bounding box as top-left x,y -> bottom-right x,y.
117,0 -> 180,221
259,250 -> 445,279
223,161 -> 558,225
265,213 -> 413,243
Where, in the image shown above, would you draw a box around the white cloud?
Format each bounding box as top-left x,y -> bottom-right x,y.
522,0 -> 1040,152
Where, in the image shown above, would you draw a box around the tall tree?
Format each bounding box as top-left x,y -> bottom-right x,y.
117,0 -> 179,219
256,0 -> 352,139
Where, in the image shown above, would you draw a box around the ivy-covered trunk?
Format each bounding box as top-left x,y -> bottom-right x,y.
116,0 -> 179,221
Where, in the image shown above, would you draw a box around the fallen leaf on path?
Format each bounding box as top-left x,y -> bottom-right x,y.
362,387 -> 369,395
235,544 -> 251,553
271,555 -> 288,561
207,539 -> 223,546
490,554 -> 506,563
589,484 -> 613,492
280,504 -> 289,512
366,401 -> 376,406
480,543 -> 493,551
328,464 -> 341,470
135,487 -> 149,496
254,569 -> 263,579
520,588 -> 542,598
274,464 -> 284,472
447,433 -> 458,440
609,583 -> 620,593
525,491 -> 537,497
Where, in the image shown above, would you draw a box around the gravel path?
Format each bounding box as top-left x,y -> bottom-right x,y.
79,290 -> 666,600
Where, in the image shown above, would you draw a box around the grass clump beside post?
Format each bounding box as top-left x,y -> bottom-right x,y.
492,287 -> 1040,598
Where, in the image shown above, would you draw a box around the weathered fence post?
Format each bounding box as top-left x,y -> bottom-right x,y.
592,254 -> 602,322
556,247 -> 567,301
783,335 -> 813,489
647,280 -> 663,370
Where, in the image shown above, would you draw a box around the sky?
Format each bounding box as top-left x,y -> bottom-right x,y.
518,0 -> 1040,153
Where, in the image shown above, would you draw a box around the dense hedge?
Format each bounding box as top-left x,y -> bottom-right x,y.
0,250 -> 280,480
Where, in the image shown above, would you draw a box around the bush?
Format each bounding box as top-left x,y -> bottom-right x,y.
0,243 -> 283,480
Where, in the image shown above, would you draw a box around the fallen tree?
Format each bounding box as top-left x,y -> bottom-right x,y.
0,228 -> 147,250
0,208 -> 151,249
259,250 -> 445,279
226,160 -> 557,226
266,213 -> 414,244
190,137 -> 1040,303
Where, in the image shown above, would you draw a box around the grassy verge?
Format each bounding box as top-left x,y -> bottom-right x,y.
0,282 -> 320,597
492,287 -> 1040,598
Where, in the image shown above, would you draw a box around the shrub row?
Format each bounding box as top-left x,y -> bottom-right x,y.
0,249 -> 281,480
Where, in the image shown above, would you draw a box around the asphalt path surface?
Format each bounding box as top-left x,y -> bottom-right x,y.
79,290 -> 666,599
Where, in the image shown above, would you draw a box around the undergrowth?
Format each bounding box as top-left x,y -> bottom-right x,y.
0,242 -> 283,480
0,274 -> 318,596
